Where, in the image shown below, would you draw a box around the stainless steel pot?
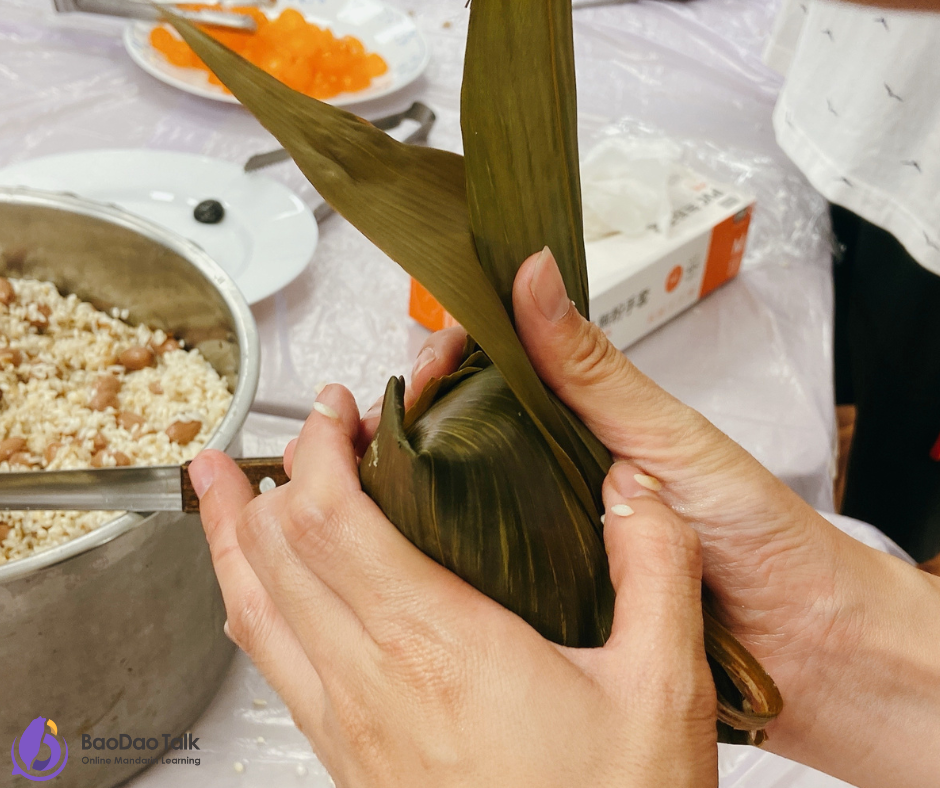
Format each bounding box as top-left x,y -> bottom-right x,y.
0,188 -> 260,788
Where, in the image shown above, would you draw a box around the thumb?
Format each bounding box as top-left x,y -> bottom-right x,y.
600,461 -> 706,660
598,462 -> 718,758
512,246 -> 756,484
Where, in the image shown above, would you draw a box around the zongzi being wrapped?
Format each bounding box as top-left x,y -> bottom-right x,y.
164,0 -> 782,744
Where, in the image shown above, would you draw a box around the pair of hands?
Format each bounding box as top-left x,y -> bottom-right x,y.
189,248 -> 940,788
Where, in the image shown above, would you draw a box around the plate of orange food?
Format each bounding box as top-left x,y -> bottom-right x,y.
124,0 -> 430,106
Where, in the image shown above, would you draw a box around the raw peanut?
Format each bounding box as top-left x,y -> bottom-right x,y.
44,442 -> 61,463
117,412 -> 146,432
96,375 -> 121,394
0,437 -> 28,462
148,381 -> 164,395
118,345 -> 155,371
28,303 -> 51,329
89,390 -> 118,411
89,375 -> 121,411
90,392 -> 118,410
0,347 -> 22,367
9,452 -> 34,467
166,420 -> 202,445
92,433 -> 108,452
151,337 -> 180,355
0,277 -> 15,306
92,449 -> 132,468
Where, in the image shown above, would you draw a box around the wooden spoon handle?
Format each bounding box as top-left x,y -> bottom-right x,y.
180,457 -> 289,513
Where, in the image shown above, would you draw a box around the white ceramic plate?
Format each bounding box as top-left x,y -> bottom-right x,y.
0,150 -> 318,305
124,0 -> 430,107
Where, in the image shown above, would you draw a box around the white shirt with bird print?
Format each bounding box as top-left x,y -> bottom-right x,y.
765,0 -> 940,275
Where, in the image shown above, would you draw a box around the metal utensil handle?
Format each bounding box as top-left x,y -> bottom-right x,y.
571,0 -> 637,8
244,101 -> 436,173
180,457 -> 288,512
0,464 -> 184,512
53,0 -> 258,30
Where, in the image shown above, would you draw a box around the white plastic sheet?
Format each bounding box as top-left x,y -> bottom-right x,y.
581,133 -> 682,238
0,0 -> 845,785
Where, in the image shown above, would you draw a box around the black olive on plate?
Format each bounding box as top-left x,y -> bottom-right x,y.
194,199 -> 225,224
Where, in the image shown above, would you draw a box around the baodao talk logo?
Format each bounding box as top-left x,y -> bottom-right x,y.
11,717 -> 68,782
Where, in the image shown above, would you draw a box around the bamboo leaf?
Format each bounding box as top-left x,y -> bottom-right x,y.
363,373 -> 615,647
704,605 -> 783,738
462,0 -> 589,320
164,12 -> 608,519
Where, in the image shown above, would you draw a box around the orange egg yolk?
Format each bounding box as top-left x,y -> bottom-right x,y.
149,7 -> 388,100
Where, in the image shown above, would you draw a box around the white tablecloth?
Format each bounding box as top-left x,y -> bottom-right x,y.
0,0 -> 850,784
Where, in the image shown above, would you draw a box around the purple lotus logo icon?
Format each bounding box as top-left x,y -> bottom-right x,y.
11,717 -> 68,781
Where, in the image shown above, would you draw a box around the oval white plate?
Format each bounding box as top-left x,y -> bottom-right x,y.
124,0 -> 430,107
0,150 -> 318,305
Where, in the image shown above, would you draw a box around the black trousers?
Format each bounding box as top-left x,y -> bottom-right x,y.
831,204 -> 940,562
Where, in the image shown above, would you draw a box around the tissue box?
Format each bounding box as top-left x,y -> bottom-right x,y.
408,170 -> 754,349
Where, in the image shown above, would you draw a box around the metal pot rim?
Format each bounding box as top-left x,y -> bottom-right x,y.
0,186 -> 260,583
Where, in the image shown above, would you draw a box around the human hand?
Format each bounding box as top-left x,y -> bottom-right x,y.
188,388 -> 719,787
433,246 -> 937,788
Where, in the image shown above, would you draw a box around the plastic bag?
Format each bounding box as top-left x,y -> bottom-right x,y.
581,134 -> 681,239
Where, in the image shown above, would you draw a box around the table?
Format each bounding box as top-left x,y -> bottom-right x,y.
0,0 -> 848,784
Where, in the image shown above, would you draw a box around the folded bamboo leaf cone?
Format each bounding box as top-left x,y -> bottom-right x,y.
164,0 -> 783,745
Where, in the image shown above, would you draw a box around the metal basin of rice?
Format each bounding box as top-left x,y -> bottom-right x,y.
0,188 -> 259,788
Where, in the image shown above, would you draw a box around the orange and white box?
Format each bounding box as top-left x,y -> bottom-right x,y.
410,169 -> 754,350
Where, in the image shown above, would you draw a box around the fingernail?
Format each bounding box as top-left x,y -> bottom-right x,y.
363,401 -> 382,420
314,381 -> 327,395
529,246 -> 571,324
188,459 -> 215,499
607,462 -> 661,501
610,503 -> 635,517
412,345 -> 436,377
223,620 -> 237,646
634,473 -> 663,492
313,401 -> 340,421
